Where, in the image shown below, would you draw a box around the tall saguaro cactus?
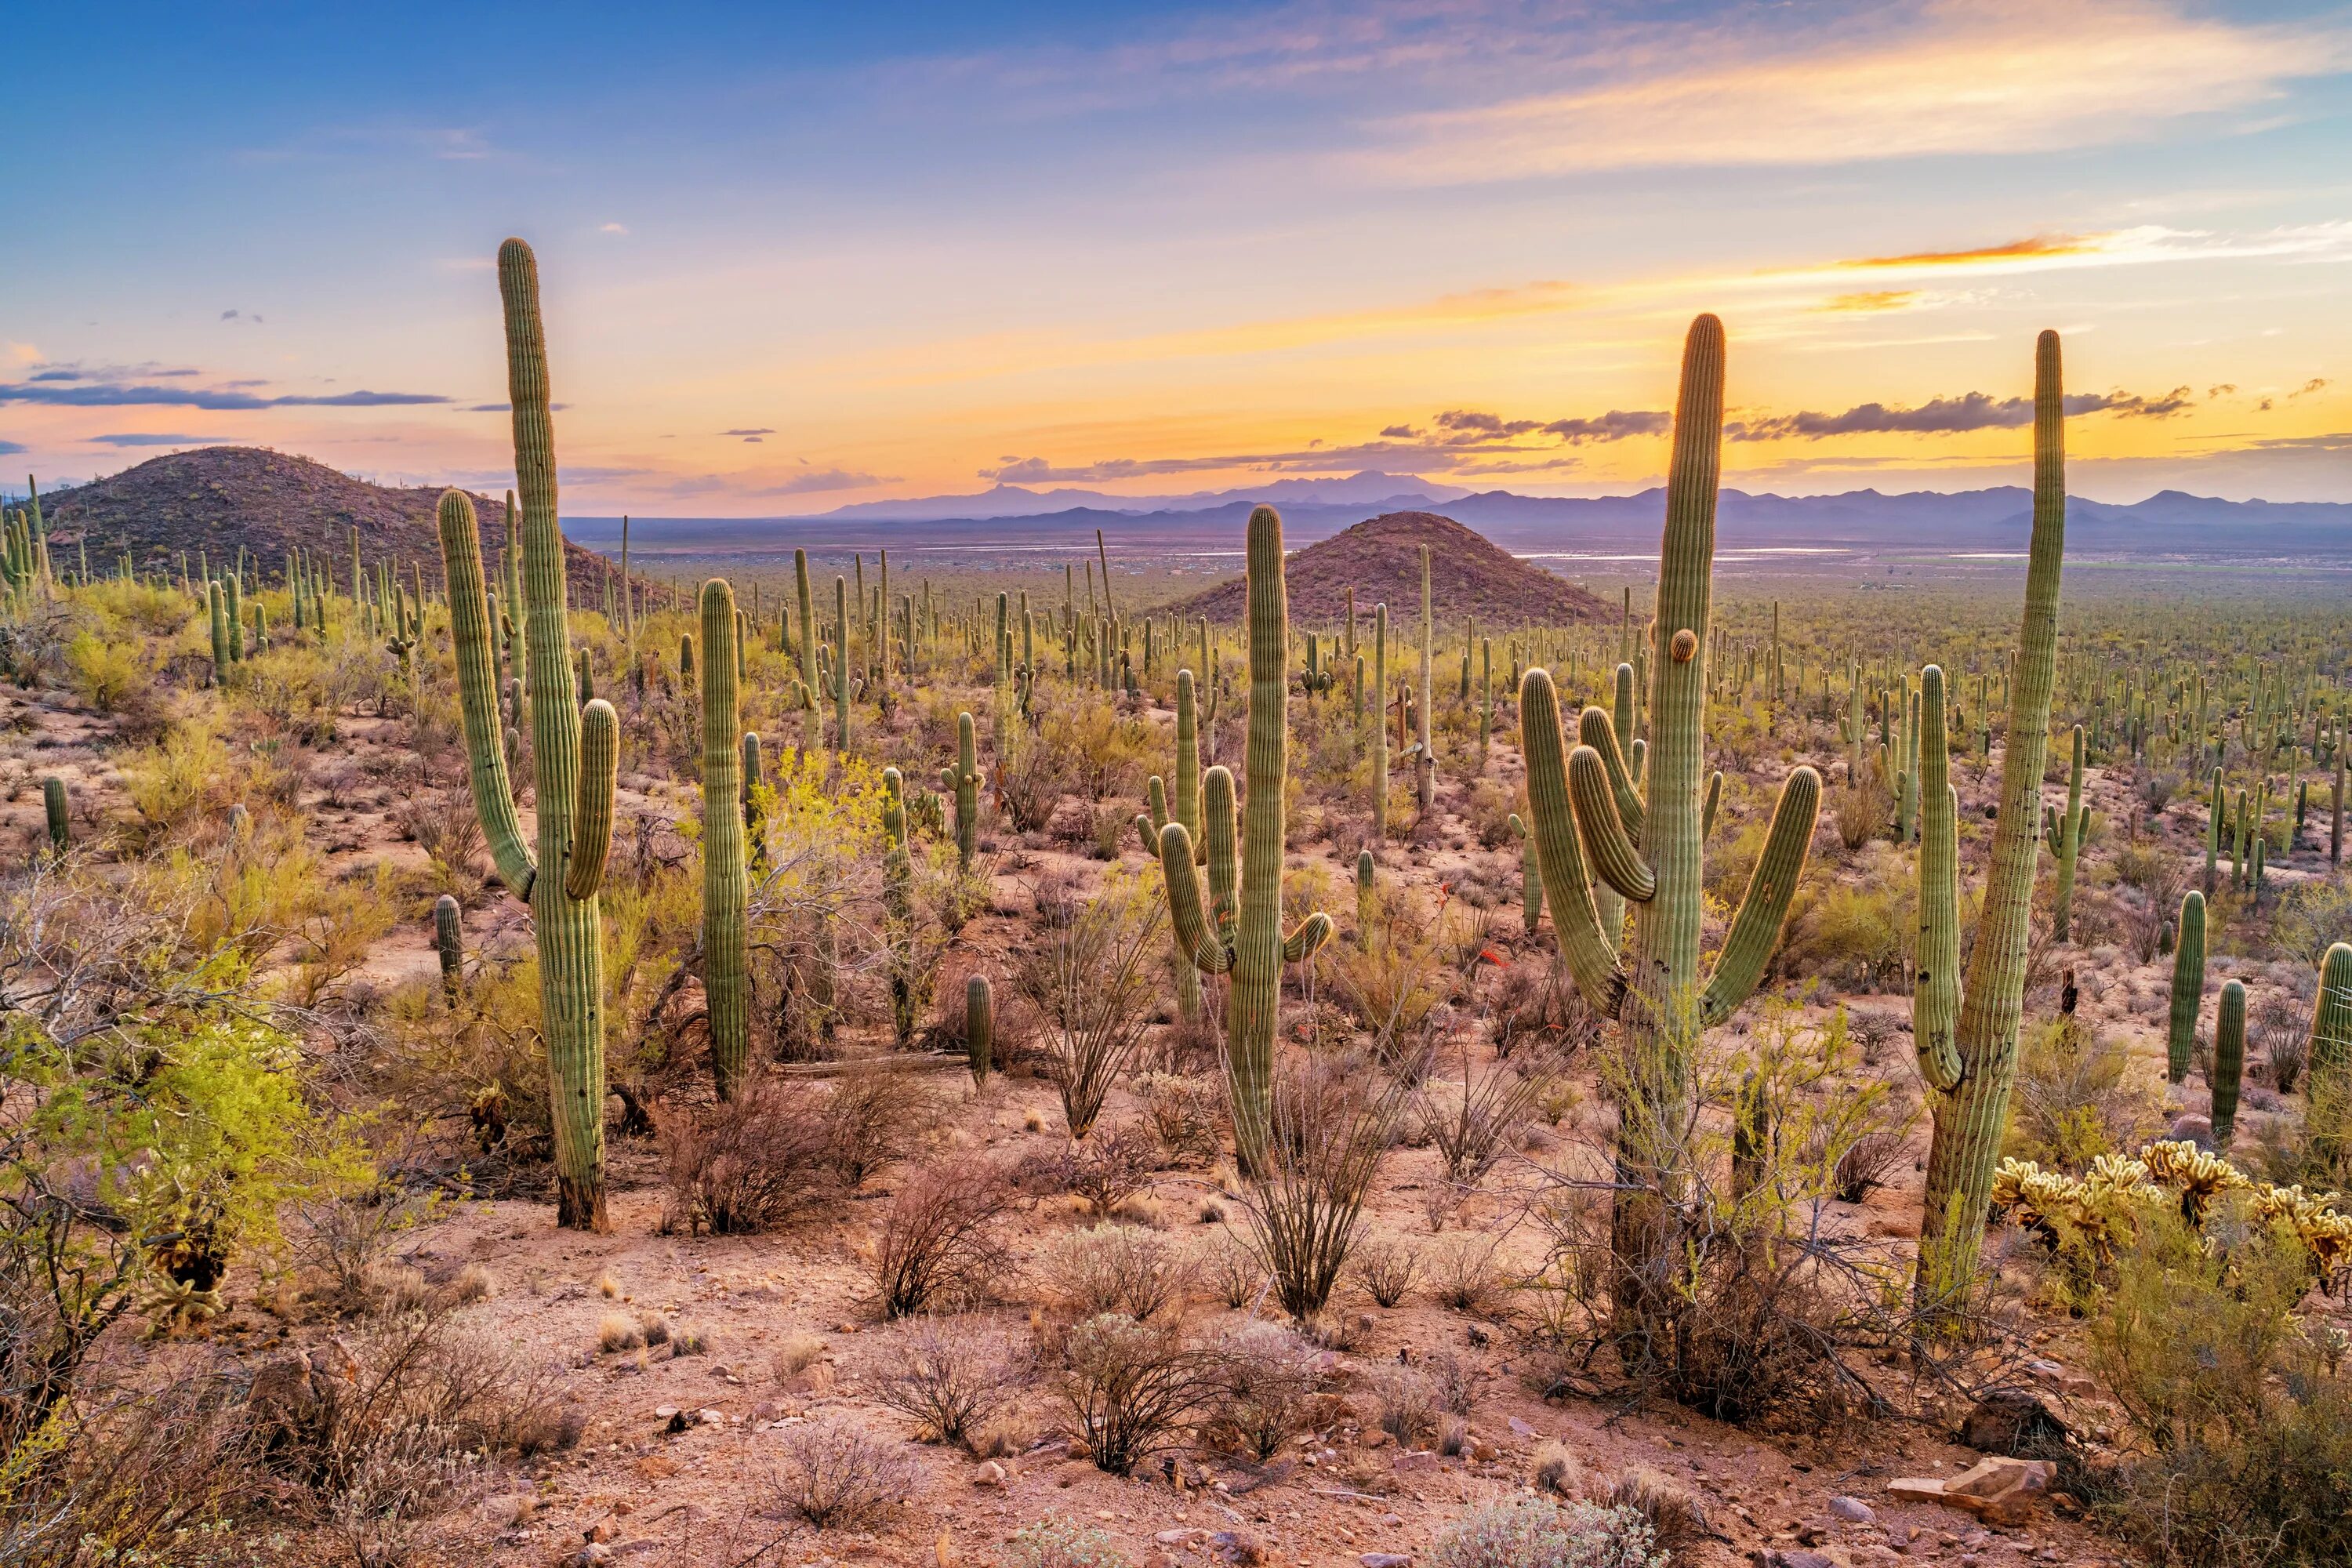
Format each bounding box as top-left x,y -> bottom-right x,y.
438,238 -> 622,1231
1912,331 -> 2070,1302
1516,316 -> 1822,1326
2048,724 -> 2085,942
701,579 -> 751,1100
2210,978 -> 2245,1145
1156,506 -> 1334,1173
2165,889 -> 2206,1085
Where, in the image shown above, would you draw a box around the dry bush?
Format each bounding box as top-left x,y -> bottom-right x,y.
2006,1018 -> 2161,1172
1004,1516 -> 1135,1568
1138,1073 -> 1225,1165
1419,1038 -> 1556,1188
1425,1234 -> 1504,1314
1595,1465 -> 1711,1552
772,1331 -> 828,1380
1203,1228 -> 1269,1309
1429,1497 -> 1661,1568
1328,910 -> 1448,1069
1828,772 -> 1891,851
1424,1347 -> 1481,1416
657,1080 -> 844,1235
1205,1320 -> 1319,1461
0,1370 -> 258,1568
1012,871 -> 1164,1138
1492,960 -> 1602,1061
2255,991 -> 2308,1093
1364,1362 -> 1440,1447
1230,1048 -> 1410,1316
1832,1118 -> 1913,1203
869,1318 -> 1030,1453
1040,1225 -> 1192,1322
1354,1236 -> 1419,1308
286,1181 -> 440,1318
823,1069 -> 940,1188
1053,1313 -> 1215,1475
767,1417 -> 917,1530
863,1160 -> 1021,1319
1036,1123 -> 1157,1217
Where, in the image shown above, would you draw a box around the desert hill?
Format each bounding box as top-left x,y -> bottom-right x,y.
1167,510 -> 1611,628
31,447 -> 615,588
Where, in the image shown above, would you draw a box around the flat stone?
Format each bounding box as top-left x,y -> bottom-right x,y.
1508,1417 -> 1538,1438
1360,1556 -> 1411,1568
1392,1450 -> 1437,1473
1829,1496 -> 1876,1524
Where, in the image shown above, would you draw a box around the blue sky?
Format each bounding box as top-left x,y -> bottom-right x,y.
6,1 -> 2350,510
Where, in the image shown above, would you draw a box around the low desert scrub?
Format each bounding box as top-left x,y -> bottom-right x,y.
1228,1047 -> 1411,1316
1428,1497 -> 1662,1568
1595,1465 -> 1711,1552
597,1312 -> 642,1353
1040,1224 -> 1192,1321
0,1372 -> 257,1568
2005,1017 -> 2161,1173
1004,1517 -> 1135,1568
772,1331 -> 829,1380
1425,1234 -> 1504,1314
657,1080 -> 844,1235
1364,1362 -> 1440,1446
1138,1073 -> 1225,1164
1203,1228 -> 1268,1308
1354,1235 -> 1418,1308
862,1160 -> 1021,1319
1419,1037 -> 1556,1187
1052,1313 -> 1214,1475
1206,1320 -> 1319,1461
767,1417 -> 917,1530
1036,1123 -> 1157,1217
822,1070 -> 939,1187
869,1318 -> 1030,1453
1012,870 -> 1165,1138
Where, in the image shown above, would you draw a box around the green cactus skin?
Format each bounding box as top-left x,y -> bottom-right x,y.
224,571 -> 243,665
41,776 -> 68,859
434,893 -> 464,1000
1915,331 -> 2071,1303
966,973 -> 994,1087
2166,890 -> 2205,1085
1913,665 -> 1965,1092
1515,318 -> 1822,1319
2332,732 -> 2344,866
2312,942 -> 2352,1084
2205,768 -> 2224,895
1371,603 -> 1390,842
2050,725 -> 2085,942
436,239 -> 622,1232
1155,505 -> 1333,1174
1356,847 -> 1377,938
2210,978 -> 2245,1145
833,575 -> 851,753
699,579 -> 752,1101
793,547 -> 818,744
942,712 -> 979,868
1416,546 -> 1435,814
207,580 -> 230,684
1174,668 -> 1201,852
1508,811 -> 1542,935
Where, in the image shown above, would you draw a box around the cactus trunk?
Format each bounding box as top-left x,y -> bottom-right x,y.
2210,979 -> 2245,1145
701,579 -> 751,1099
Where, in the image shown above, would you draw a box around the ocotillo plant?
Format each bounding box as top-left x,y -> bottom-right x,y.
1912,331 -> 2070,1304
1516,315 -> 1822,1325
701,579 -> 751,1100
966,973 -> 993,1086
2165,889 -> 2205,1084
437,238 -> 622,1231
2210,979 -> 2245,1145
434,893 -> 463,1000
2048,725 -> 2085,942
1155,505 -> 1334,1173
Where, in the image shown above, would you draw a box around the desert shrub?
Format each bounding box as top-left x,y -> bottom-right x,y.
1206,1320 -> 1318,1461
862,1160 -> 1020,1319
995,724 -> 1066,833
1013,869 -> 1164,1139
1419,1037 -> 1556,1187
1425,1234 -> 1504,1314
64,630 -> 160,720
1037,1123 -> 1157,1217
2087,1209 -> 2352,1567
1428,1497 -> 1662,1568
1595,1465 -> 1711,1552
822,1069 -> 938,1187
1052,1313 -> 1214,1475
1040,1225 -> 1192,1322
1004,1517 -> 1134,1568
1354,1235 -> 1418,1308
1328,901 -> 1448,1068
2006,1018 -> 2161,1173
0,1370 -> 256,1568
1828,771 -> 1891,852
1229,1047 -> 1410,1316
1492,959 -> 1602,1061
1780,872 -> 1914,993
1138,1073 -> 1224,1165
1832,1117 -> 1912,1203
1364,1362 -> 1439,1446
869,1318 -> 1029,1453
1203,1227 -> 1268,1308
657,1081 -> 843,1235
2256,991 -> 2309,1094
767,1417 -> 917,1529
2273,877 -> 2352,971
118,718 -> 238,837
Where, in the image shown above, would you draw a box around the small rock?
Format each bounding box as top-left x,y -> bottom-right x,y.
1959,1389 -> 2070,1458
652,1406 -> 679,1421
1392,1450 -> 1438,1474
1507,1417 -> 1538,1438
971,1461 -> 1009,1488
1362,1429 -> 1393,1449
1360,1555 -> 1411,1568
1755,1552 -> 1835,1568
1829,1495 -> 1876,1524
698,1408 -> 724,1425
561,1548 -> 613,1568
585,1521 -> 616,1542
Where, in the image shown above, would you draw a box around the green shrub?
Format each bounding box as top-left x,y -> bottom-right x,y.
1004,1517 -> 1133,1568
1428,1497 -> 1662,1568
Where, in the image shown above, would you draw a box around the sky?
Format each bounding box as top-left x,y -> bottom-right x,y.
5,0 -> 2350,513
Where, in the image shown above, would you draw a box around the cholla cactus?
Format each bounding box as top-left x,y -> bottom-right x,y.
1154,505 -> 1334,1172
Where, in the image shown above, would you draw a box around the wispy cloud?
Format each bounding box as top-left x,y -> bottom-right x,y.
84,432 -> 231,447
1731,386 -> 2196,440
0,441 -> 24,456
1359,2 -> 2348,182
754,466 -> 893,496
1818,290 -> 1920,313
0,378 -> 452,410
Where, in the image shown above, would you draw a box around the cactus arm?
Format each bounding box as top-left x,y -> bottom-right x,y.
1519,669 -> 1625,1016
1913,664 -> 1964,1093
1202,764 -> 1240,934
1281,913 -> 1334,964
1576,705 -> 1646,844
563,699 -> 619,901
1568,744 -> 1656,902
1697,764 -> 1820,1025
1145,774 -> 1170,834
1702,770 -> 1722,839
1157,822 -> 1232,975
436,489 -> 538,900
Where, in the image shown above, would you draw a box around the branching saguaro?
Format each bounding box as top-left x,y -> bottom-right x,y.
436,238 -> 619,1229
1912,330 -> 2070,1305
1156,505 -> 1334,1173
1515,315 -> 1821,1350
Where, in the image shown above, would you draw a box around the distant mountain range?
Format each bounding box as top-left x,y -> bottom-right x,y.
567,476 -> 2352,560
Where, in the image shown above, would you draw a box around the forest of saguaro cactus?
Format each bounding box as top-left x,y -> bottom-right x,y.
2,238 -> 2350,1568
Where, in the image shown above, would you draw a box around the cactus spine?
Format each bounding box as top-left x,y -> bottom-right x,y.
700,579 -> 751,1100
2049,724 -> 2085,942
438,238 -> 622,1231
434,893 -> 464,1000
1914,331 -> 2070,1301
2165,889 -> 2205,1085
1516,316 -> 1821,1319
1155,506 -> 1333,1174
2210,978 -> 2245,1145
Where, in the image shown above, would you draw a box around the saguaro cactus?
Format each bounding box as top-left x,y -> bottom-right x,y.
2313,942 -> 2352,1084
942,711 -> 978,867
1912,331 -> 2070,1301
1155,505 -> 1334,1173
2210,978 -> 2245,1145
966,973 -> 994,1086
1516,316 -> 1822,1319
41,777 -> 67,859
438,238 -> 622,1231
2048,725 -> 2086,942
1371,603 -> 1389,841
1508,811 -> 1542,935
701,579 -> 751,1100
434,893 -> 464,999
2165,889 -> 2206,1085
